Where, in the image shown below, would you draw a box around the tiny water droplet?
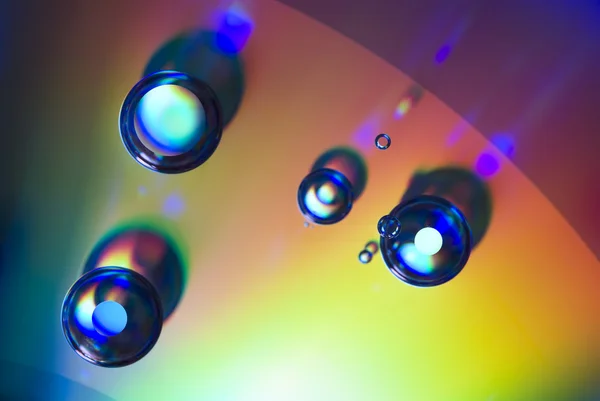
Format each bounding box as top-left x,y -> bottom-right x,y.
358,249 -> 373,264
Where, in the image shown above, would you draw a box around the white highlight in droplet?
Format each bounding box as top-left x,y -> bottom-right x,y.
414,227 -> 443,256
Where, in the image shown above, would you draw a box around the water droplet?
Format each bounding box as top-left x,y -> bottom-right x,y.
375,133 -> 391,150
120,71 -> 223,174
414,227 -> 443,256
297,168 -> 354,225
380,195 -> 472,287
358,249 -> 373,264
61,267 -> 163,367
377,215 -> 401,238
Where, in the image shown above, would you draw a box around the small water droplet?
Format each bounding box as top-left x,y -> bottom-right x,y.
375,133 -> 391,150
377,215 -> 401,238
358,249 -> 373,264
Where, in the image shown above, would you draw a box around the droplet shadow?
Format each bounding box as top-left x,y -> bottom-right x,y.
82,216 -> 188,322
311,146 -> 368,200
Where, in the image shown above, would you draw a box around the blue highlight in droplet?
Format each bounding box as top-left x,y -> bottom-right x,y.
92,301 -> 128,337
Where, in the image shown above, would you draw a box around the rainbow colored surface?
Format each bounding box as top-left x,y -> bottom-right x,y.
1,0 -> 598,400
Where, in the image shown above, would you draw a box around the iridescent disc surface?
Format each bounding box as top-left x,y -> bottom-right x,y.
61,266 -> 163,367
119,70 -> 223,174
380,195 -> 472,287
297,168 -> 354,225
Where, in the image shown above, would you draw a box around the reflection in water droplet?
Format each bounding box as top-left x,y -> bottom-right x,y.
92,300 -> 128,337
414,227 -> 443,256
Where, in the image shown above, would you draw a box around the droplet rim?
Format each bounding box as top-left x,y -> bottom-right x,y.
375,133 -> 391,150
119,70 -> 224,174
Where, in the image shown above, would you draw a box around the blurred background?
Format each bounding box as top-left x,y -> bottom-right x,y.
0,0 -> 598,400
